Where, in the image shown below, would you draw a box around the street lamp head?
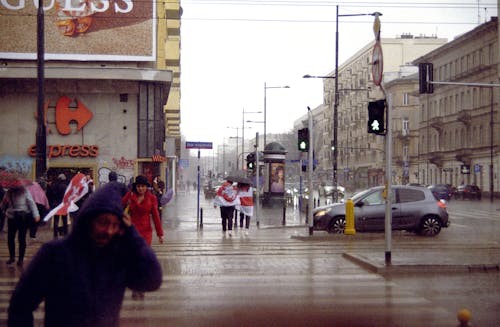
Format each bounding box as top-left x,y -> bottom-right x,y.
303,74 -> 337,79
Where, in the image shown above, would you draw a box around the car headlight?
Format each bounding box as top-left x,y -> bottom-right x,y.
314,209 -> 329,218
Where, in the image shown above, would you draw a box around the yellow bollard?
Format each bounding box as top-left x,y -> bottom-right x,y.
457,308 -> 472,326
344,199 -> 356,235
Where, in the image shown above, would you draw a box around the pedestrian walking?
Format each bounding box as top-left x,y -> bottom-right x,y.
214,178 -> 239,237
7,183 -> 163,327
152,175 -> 165,212
122,175 -> 164,300
26,181 -> 50,240
0,184 -> 5,232
48,173 -> 69,239
237,182 -> 253,235
1,181 -> 40,268
108,171 -> 128,197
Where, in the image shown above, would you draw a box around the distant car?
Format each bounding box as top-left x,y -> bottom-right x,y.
427,184 -> 453,201
456,184 -> 481,200
313,185 -> 449,236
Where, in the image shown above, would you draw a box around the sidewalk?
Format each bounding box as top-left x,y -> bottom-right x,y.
171,191 -> 500,275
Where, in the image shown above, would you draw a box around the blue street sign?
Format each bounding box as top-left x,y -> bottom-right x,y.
185,141 -> 213,149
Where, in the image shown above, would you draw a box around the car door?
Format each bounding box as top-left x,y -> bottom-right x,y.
355,189 -> 387,231
394,187 -> 426,230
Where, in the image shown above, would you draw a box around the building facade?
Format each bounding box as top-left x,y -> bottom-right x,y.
0,0 -> 180,189
413,17 -> 499,197
320,35 -> 447,191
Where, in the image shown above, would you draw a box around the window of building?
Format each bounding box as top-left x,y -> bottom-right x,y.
402,119 -> 409,135
138,82 -> 166,158
403,92 -> 409,106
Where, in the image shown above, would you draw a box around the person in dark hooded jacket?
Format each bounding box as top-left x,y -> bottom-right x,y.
7,183 -> 163,327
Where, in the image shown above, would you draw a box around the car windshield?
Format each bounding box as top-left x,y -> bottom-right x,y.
351,188 -> 376,202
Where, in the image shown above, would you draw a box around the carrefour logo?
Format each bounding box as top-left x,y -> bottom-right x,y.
35,96 -> 93,135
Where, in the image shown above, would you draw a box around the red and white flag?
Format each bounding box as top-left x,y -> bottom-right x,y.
43,173 -> 90,222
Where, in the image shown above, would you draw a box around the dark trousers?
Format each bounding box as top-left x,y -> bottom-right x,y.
53,215 -> 68,238
0,209 -> 5,232
7,213 -> 30,262
220,206 -> 235,232
29,203 -> 46,238
239,212 -> 250,229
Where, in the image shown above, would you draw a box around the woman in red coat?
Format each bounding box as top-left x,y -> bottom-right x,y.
122,175 -> 164,300
122,175 -> 164,246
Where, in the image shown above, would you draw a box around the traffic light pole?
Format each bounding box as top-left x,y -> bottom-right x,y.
255,132 -> 260,228
383,90 -> 393,266
308,109 -> 314,235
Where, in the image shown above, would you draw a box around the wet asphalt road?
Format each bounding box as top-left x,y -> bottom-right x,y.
0,191 -> 498,326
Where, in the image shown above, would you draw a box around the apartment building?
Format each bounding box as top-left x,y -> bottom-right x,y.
320,35 -> 447,190
413,17 -> 499,197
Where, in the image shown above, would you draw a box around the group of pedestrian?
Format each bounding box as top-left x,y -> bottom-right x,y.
213,177 -> 254,237
3,171 -> 165,325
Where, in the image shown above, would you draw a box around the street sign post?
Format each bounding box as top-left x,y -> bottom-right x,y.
185,141 -> 213,229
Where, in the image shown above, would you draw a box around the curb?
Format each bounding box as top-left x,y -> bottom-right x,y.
342,252 -> 500,275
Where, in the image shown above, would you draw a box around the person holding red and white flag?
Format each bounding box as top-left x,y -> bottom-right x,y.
44,173 -> 90,239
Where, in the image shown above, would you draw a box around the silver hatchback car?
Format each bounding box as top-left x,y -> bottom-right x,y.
313,185 -> 450,236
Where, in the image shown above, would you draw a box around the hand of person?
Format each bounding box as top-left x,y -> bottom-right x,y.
122,211 -> 132,227
34,216 -> 40,223
158,235 -> 164,244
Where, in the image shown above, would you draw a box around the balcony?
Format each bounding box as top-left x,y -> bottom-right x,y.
429,153 -> 443,168
455,149 -> 472,164
429,116 -> 444,133
394,130 -> 410,143
457,109 -> 472,126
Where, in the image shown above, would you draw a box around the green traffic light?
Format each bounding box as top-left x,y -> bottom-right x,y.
299,141 -> 307,150
371,120 -> 381,131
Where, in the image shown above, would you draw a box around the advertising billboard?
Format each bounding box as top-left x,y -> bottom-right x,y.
269,162 -> 284,193
0,0 -> 156,61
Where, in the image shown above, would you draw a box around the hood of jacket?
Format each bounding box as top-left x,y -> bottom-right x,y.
69,183 -> 125,247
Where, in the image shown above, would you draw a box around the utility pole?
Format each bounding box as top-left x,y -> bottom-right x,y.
36,0 -> 47,179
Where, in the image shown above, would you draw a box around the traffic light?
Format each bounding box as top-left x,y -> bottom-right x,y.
297,128 -> 309,152
246,152 -> 256,170
418,63 -> 434,94
367,100 -> 386,135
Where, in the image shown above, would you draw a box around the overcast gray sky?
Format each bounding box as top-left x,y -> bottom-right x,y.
180,0 -> 497,154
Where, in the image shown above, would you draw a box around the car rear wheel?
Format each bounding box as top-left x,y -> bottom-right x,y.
419,216 -> 442,236
327,216 -> 346,234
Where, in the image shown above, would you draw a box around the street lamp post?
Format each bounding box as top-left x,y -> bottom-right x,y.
228,126 -> 251,171
246,120 -> 265,151
264,82 -> 290,148
304,7 -> 380,202
334,6 -> 380,202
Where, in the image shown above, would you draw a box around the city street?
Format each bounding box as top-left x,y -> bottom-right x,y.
0,191 -> 499,326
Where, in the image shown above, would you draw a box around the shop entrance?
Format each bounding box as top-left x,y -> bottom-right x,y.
138,162 -> 162,184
